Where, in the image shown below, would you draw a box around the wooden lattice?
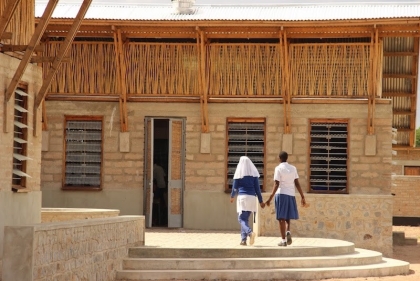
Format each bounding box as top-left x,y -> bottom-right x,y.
0,0 -> 34,45
171,121 -> 182,181
45,42 -> 117,94
125,43 -> 199,95
170,188 -> 182,215
289,43 -> 371,97
208,44 -> 281,96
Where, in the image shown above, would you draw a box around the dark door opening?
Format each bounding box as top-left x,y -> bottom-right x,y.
152,119 -> 169,227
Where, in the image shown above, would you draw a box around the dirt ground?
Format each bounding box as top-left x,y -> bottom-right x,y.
323,226 -> 420,281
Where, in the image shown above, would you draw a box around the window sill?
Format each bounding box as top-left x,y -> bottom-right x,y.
62,186 -> 102,191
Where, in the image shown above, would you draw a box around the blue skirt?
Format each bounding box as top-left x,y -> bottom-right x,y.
274,193 -> 299,220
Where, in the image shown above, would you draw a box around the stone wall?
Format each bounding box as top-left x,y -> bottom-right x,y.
1,216 -> 144,281
257,193 -> 393,257
41,208 -> 120,222
392,176 -> 420,218
41,100 -> 394,254
392,149 -> 420,175
0,53 -> 43,261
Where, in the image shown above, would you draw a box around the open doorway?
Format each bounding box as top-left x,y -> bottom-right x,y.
152,119 -> 169,227
144,117 -> 185,228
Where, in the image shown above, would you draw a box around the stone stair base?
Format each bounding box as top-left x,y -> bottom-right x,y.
115,237 -> 410,281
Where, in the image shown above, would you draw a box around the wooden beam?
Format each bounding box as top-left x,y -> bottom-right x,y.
367,28 -> 379,135
409,37 -> 419,146
383,73 -> 417,79
30,56 -> 70,63
1,44 -> 44,52
34,0 -> 93,110
0,32 -> 12,39
382,92 -> 415,98
198,29 -> 209,133
384,52 -> 418,57
0,0 -> 21,40
5,0 -> 59,103
282,30 -> 292,134
113,27 -> 128,132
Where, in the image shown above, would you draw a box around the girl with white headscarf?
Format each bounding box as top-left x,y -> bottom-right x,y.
230,156 -> 265,246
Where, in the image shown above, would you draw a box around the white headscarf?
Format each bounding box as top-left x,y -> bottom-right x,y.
233,156 -> 260,179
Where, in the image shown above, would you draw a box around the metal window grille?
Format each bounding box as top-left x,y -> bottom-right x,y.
12,88 -> 31,189
65,119 -> 102,187
309,122 -> 348,193
226,121 -> 265,191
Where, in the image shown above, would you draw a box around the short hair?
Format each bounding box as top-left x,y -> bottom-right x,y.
279,151 -> 288,162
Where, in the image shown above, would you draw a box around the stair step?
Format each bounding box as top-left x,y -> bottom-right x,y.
116,257 -> 409,281
123,248 -> 382,270
128,238 -> 355,258
405,237 -> 418,246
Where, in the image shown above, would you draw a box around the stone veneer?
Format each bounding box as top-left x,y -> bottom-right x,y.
256,194 -> 393,257
41,208 -> 120,222
392,176 -> 420,218
41,100 -> 394,255
0,53 -> 43,263
2,216 -> 144,281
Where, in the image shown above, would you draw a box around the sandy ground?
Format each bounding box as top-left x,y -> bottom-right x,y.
323,226 -> 420,281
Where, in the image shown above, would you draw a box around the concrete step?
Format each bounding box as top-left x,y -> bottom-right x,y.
123,248 -> 382,270
116,257 -> 409,281
128,237 -> 355,258
405,237 -> 418,246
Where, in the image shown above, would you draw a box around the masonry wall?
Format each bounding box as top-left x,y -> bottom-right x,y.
392,176 -> 420,218
41,100 -> 394,255
2,216 -> 144,281
389,150 -> 420,220
0,53 -> 43,262
392,149 -> 420,175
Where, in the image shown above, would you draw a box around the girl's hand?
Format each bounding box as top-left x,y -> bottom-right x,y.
230,197 -> 234,203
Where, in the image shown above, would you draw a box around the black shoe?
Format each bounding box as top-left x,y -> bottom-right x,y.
278,241 -> 287,247
240,240 -> 247,246
286,232 -> 292,245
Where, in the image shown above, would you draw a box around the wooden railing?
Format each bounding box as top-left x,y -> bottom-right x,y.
44,41 -> 375,99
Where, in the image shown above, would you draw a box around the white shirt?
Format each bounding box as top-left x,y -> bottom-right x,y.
274,162 -> 299,196
153,164 -> 166,189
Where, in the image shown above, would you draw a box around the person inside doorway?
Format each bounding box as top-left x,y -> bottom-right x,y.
153,159 -> 167,225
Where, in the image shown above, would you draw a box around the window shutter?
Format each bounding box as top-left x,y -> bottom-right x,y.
310,122 -> 348,193
65,119 -> 102,187
12,88 -> 30,188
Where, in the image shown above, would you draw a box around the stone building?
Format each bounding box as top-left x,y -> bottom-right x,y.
1,0 -> 420,262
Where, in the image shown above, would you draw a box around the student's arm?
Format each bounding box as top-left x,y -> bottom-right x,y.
265,180 -> 279,206
295,178 -> 306,206
253,177 -> 265,208
230,179 -> 238,203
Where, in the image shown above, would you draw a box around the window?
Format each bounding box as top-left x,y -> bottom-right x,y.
12,87 -> 30,191
309,120 -> 348,193
63,116 -> 103,190
226,118 -> 265,192
404,166 -> 420,176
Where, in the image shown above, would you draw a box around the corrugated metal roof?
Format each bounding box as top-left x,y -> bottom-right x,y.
34,3 -> 420,21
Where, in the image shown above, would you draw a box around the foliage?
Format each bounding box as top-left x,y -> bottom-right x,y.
416,127 -> 420,147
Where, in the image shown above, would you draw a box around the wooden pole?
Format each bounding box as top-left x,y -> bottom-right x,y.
0,0 -> 21,40
34,0 -> 93,110
113,27 -> 128,132
5,0 -> 59,102
367,27 -> 377,135
199,29 -> 209,133
282,30 -> 291,134
409,36 -> 419,146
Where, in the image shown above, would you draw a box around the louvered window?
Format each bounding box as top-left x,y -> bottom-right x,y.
12,88 -> 30,190
309,121 -> 348,193
226,118 -> 265,192
64,117 -> 103,189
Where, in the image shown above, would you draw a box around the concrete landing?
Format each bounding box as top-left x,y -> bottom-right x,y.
115,229 -> 410,281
